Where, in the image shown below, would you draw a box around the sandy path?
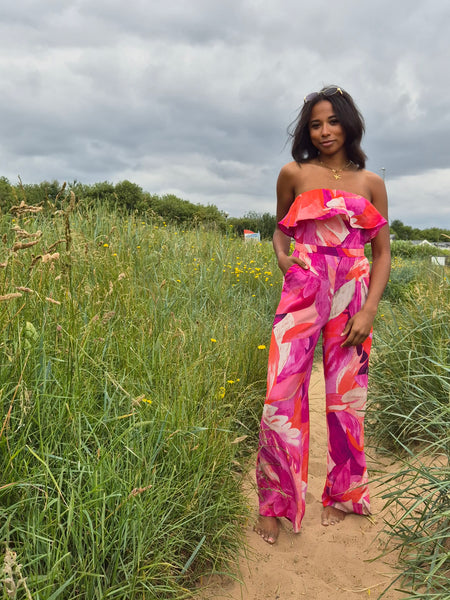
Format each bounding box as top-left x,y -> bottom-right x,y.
201,366 -> 405,600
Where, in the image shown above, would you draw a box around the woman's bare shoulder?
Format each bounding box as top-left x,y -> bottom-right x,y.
359,169 -> 388,215
276,162 -> 306,218
355,169 -> 385,198
360,169 -> 385,188
278,161 -> 316,185
278,161 -> 301,178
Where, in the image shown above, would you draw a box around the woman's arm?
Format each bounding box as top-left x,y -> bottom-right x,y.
341,173 -> 391,347
273,164 -> 308,274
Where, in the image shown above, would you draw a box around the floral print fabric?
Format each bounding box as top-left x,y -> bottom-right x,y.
256,189 -> 387,532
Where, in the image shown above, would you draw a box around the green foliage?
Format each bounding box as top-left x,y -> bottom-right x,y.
379,457 -> 450,599
147,193 -> 227,229
368,266 -> 450,597
365,243 -> 449,303
390,240 -> 450,258
370,244 -> 450,303
381,256 -> 426,303
0,198 -> 280,598
114,180 -> 145,212
369,270 -> 449,449
0,177 -> 16,213
366,240 -> 449,264
0,178 -> 229,228
228,212 -> 277,239
390,219 -> 450,242
22,180 -> 62,208
70,180 -> 116,209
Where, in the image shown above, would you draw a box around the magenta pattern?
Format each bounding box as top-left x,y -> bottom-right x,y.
256,188 -> 387,532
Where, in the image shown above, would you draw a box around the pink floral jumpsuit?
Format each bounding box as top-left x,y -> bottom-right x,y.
256,188 -> 387,532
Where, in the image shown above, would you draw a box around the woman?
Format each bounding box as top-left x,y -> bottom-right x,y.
254,86 -> 391,544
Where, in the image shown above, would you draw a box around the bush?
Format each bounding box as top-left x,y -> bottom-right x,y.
0,176 -> 16,213
390,240 -> 450,258
228,212 -> 277,239
147,193 -> 227,229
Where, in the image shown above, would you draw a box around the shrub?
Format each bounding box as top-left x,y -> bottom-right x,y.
228,212 -> 277,239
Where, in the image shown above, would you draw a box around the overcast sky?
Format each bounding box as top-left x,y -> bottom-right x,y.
0,0 -> 448,227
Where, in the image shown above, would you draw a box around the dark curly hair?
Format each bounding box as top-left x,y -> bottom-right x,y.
289,86 -> 367,169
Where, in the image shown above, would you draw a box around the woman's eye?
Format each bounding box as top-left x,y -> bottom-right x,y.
329,119 -> 339,125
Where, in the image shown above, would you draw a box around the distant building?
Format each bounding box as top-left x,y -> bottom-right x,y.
244,229 -> 261,242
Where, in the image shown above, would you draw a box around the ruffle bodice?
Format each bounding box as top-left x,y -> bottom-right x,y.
278,189 -> 387,247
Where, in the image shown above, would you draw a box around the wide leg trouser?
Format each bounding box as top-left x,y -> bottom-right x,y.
256,247 -> 372,533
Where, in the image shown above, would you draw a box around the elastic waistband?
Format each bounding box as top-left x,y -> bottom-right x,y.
295,243 -> 365,257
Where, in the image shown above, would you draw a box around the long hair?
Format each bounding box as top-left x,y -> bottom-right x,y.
289,86 -> 367,168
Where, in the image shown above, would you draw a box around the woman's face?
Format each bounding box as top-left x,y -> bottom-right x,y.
308,100 -> 346,157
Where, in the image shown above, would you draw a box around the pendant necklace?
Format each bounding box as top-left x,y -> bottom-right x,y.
318,159 -> 352,180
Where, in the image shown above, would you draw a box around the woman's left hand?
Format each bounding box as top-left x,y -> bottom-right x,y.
340,309 -> 376,347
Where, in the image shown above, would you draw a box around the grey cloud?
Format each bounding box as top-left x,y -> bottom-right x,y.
0,0 -> 449,226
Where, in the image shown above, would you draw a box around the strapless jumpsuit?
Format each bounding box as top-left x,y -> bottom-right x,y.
256,188 -> 387,532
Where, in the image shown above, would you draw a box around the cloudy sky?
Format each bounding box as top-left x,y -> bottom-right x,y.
0,0 -> 448,227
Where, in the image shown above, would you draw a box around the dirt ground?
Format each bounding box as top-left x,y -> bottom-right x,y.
200,367 -> 406,600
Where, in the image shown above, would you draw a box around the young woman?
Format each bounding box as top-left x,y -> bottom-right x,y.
254,86 -> 391,544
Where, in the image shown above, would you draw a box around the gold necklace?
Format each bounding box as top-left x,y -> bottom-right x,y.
318,159 -> 352,180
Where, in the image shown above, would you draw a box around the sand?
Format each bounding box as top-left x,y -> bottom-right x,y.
201,366 -> 406,600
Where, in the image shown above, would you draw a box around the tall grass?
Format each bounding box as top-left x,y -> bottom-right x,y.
368,265 -> 450,598
369,268 -> 449,449
0,200 -> 281,598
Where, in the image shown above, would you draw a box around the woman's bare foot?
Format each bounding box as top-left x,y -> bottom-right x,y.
321,506 -> 346,526
253,515 -> 280,544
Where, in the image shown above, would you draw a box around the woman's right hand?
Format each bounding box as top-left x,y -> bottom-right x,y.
277,253 -> 309,275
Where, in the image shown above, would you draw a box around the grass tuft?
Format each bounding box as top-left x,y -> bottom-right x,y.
369,266 -> 450,598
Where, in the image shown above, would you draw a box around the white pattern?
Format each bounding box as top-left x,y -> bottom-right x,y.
327,387 -> 367,412
328,279 -> 356,321
315,216 -> 349,246
326,196 -> 347,210
263,404 -> 301,446
273,312 -> 295,375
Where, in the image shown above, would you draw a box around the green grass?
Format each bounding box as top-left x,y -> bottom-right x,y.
369,267 -> 449,450
368,264 -> 450,599
377,452 -> 450,599
0,201 -> 281,599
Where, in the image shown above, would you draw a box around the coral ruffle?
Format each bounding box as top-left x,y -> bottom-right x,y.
278,188 -> 387,242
